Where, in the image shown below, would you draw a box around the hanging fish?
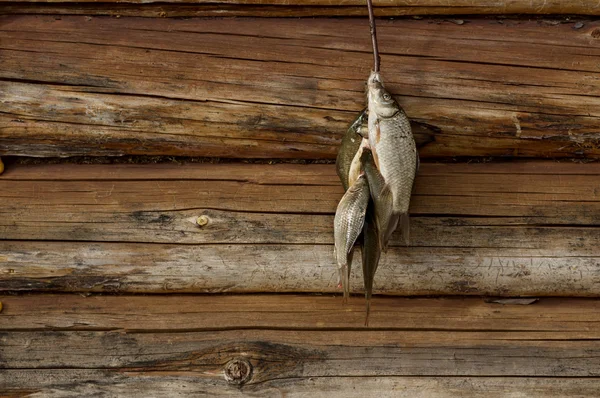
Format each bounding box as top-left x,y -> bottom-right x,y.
361,199 -> 381,326
334,110 -> 367,301
333,173 -> 370,302
367,71 -> 419,245
336,109 -> 368,191
360,147 -> 396,252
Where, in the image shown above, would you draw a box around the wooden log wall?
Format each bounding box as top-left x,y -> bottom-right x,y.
1,1 -> 600,396
3,0 -> 600,17
2,161 -> 599,295
2,15 -> 600,159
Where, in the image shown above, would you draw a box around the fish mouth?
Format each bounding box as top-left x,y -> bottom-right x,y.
368,71 -> 383,88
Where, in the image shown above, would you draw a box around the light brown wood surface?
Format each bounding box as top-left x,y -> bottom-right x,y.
2,0 -> 600,17
1,295 -> 598,331
2,372 -> 599,398
3,5 -> 600,396
1,295 -> 600,396
2,16 -> 600,158
1,162 -> 598,295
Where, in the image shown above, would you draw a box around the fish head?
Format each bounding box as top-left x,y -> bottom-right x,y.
350,108 -> 368,133
367,72 -> 401,119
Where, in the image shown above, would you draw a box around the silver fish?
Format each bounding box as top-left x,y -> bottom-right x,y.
334,174 -> 370,302
361,199 -> 381,326
367,71 -> 418,245
360,147 -> 396,252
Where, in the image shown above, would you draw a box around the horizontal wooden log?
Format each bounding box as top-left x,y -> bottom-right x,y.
3,243 -> 600,295
2,329 -> 600,376
1,162 -> 598,295
2,372 -> 600,398
2,1 -> 600,17
3,295 -> 600,395
2,162 -> 599,232
1,295 -> 598,331
2,16 -> 600,158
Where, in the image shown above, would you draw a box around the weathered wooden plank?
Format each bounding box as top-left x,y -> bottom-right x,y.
1,162 -> 598,295
2,16 -> 600,158
3,296 -> 600,394
6,160 -> 600,180
2,242 -> 598,295
2,163 -> 599,240
3,372 -> 600,398
1,295 -> 599,331
2,329 -> 600,377
2,0 -> 600,17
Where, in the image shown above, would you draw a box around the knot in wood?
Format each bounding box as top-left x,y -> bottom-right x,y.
223,358 -> 252,385
196,215 -> 209,227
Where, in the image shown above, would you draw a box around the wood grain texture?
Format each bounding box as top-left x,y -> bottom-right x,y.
2,373 -> 600,398
3,329 -> 600,375
0,369 -> 600,398
2,16 -> 600,158
1,162 -> 598,295
3,242 -> 600,295
3,0 -> 600,17
2,295 -> 600,395
1,295 -> 599,331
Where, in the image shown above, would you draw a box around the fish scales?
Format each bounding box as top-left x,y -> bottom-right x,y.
375,112 -> 417,214
361,147 -> 397,252
333,174 -> 370,300
367,71 -> 418,245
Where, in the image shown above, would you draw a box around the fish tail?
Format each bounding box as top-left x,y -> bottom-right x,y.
399,213 -> 410,246
364,292 -> 372,327
342,263 -> 350,303
343,250 -> 353,303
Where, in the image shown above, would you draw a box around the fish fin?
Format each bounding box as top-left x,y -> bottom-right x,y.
361,137 -> 371,150
378,184 -> 395,252
342,248 -> 355,303
342,264 -> 350,304
344,249 -> 354,302
411,155 -> 420,197
416,153 -> 420,173
367,121 -> 381,170
399,213 -> 410,246
362,205 -> 380,328
375,120 -> 381,144
371,147 -> 380,173
339,263 -> 348,303
383,213 -> 399,253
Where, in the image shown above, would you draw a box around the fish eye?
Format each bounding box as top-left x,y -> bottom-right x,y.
383,93 -> 392,101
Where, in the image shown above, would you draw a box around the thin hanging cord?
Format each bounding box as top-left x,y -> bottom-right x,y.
366,0 -> 380,72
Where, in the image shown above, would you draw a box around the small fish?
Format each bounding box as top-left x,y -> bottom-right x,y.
334,174 -> 370,302
336,109 -> 368,191
360,147 -> 396,252
361,199 -> 381,326
367,71 -> 419,245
